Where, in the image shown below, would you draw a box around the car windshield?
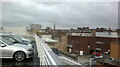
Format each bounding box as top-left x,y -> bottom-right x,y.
2,36 -> 17,44
2,37 -> 14,45
12,36 -> 23,42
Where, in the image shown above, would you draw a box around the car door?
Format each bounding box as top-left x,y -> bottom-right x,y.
0,41 -> 13,58
0,41 -> 8,58
0,41 -> 3,58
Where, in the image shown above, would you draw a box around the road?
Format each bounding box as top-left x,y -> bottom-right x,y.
57,54 -> 96,67
1,42 -> 39,67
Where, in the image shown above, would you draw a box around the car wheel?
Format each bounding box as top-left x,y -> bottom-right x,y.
14,51 -> 26,61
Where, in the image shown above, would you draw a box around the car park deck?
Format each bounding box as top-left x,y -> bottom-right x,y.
1,35 -> 88,67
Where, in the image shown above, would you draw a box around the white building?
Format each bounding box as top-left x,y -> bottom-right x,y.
1,26 -> 29,36
96,32 -> 118,38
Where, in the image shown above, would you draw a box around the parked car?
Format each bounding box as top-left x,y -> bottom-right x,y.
0,37 -> 33,61
15,35 -> 32,43
51,48 -> 61,55
20,37 -> 32,43
91,52 -> 103,58
0,34 -> 34,48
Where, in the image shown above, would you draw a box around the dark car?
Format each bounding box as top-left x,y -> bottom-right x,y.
51,48 -> 61,55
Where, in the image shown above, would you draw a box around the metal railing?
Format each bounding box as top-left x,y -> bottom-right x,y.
35,34 -> 64,66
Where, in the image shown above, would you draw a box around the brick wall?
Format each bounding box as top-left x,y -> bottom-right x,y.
68,36 -> 118,55
54,35 -> 68,52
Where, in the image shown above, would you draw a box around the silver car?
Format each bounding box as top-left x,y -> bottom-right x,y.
0,37 -> 33,61
0,34 -> 34,48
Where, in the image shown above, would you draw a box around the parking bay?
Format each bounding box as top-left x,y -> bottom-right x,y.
1,42 -> 39,67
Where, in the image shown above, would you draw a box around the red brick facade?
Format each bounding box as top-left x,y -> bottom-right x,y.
68,36 -> 119,55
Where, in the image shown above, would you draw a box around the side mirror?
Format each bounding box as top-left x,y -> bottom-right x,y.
1,44 -> 6,47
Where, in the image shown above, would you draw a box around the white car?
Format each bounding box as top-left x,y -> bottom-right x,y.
21,37 -> 32,43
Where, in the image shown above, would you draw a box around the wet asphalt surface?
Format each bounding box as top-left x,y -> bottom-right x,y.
1,42 -> 39,67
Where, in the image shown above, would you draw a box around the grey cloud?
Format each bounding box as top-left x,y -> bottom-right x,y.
1,2 -> 118,29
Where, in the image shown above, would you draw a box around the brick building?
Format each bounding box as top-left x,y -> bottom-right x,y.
54,35 -> 68,52
44,26 -> 119,55
67,36 -> 119,55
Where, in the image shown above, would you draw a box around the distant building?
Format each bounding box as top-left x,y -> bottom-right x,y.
117,29 -> 120,36
96,27 -> 112,32
30,24 -> 41,34
0,26 -> 29,35
43,27 -> 120,55
46,27 -> 116,36
30,24 -> 41,30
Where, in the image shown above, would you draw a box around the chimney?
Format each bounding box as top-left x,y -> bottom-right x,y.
117,29 -> 120,36
53,24 -> 56,30
109,28 -> 111,31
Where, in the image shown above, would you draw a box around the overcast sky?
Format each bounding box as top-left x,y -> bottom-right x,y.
1,2 -> 118,29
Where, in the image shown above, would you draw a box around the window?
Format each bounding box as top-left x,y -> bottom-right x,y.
0,41 -> 2,44
0,41 -> 4,47
2,37 -> 16,43
0,41 -> 2,47
2,38 -> 13,45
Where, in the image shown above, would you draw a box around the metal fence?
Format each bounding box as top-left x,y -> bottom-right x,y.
35,34 -> 64,66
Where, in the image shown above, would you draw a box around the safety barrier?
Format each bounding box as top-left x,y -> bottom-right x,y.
35,34 -> 64,66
